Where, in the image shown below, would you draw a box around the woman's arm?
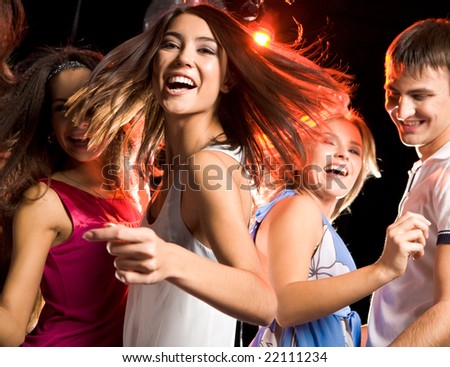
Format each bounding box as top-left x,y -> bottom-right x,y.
259,195 -> 429,327
0,184 -> 69,346
176,150 -> 276,325
84,151 -> 276,326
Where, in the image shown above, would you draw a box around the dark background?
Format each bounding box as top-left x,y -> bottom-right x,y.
16,0 -> 450,337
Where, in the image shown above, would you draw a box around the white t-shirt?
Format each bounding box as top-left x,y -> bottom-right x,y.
367,141 -> 450,346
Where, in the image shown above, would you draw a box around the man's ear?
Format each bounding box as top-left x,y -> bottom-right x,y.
220,71 -> 237,93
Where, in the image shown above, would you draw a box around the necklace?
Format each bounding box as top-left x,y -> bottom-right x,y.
59,171 -> 119,199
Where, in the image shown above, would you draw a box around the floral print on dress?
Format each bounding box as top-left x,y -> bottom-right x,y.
309,224 -> 351,280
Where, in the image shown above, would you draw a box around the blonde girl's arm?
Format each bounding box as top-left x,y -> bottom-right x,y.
262,197 -> 429,327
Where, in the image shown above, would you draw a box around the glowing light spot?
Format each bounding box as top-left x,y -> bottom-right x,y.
253,31 -> 271,46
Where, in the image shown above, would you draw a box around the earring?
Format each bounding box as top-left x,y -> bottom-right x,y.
47,134 -> 54,144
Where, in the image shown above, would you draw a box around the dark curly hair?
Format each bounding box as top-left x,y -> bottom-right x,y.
0,46 -> 104,289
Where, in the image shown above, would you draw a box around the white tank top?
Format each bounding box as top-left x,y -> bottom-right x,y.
123,146 -> 243,346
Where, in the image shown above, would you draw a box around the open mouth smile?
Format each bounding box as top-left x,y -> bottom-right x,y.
166,75 -> 196,93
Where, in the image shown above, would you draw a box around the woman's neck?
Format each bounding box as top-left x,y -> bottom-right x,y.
55,159 -> 125,199
63,159 -> 106,185
164,113 -> 224,163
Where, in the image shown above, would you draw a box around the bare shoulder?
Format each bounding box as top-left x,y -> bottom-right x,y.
16,181 -> 71,239
273,193 -> 321,215
22,181 -> 52,199
19,181 -> 63,208
257,192 -> 324,256
189,149 -> 241,170
187,149 -> 247,193
264,193 -> 322,227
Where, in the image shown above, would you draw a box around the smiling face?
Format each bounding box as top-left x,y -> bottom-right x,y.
305,117 -> 363,200
151,13 -> 231,119
385,64 -> 450,160
49,67 -> 108,163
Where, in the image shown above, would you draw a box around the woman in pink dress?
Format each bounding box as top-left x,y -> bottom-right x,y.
0,46 -> 144,346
